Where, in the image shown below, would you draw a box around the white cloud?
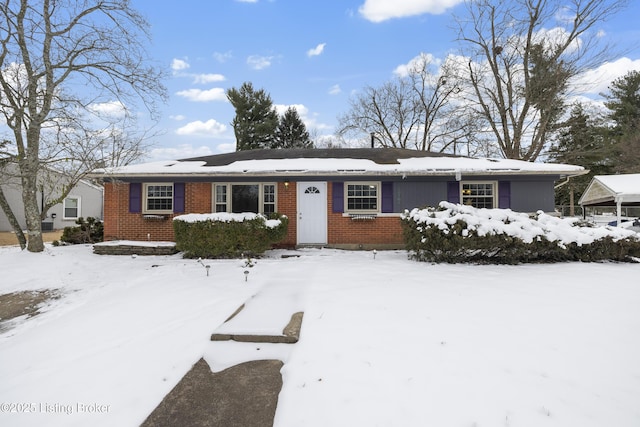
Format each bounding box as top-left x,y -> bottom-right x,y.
328,84 -> 342,95
88,100 -> 127,118
274,103 -> 332,131
175,119 -> 227,137
307,43 -> 326,57
235,0 -> 258,3
175,88 -> 227,102
247,55 -> 273,70
169,115 -> 186,121
359,0 -> 464,23
192,73 -> 226,84
572,57 -> 640,97
213,51 -> 233,63
393,52 -> 440,77
171,58 -> 190,72
215,142 -> 237,153
146,144 -> 215,162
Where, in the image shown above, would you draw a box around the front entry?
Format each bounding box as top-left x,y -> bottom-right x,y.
297,182 -> 327,245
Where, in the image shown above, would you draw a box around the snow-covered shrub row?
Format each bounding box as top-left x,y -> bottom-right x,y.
173,212 -> 288,258
401,202 -> 640,264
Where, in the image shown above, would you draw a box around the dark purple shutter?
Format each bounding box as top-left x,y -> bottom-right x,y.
129,183 -> 142,213
498,181 -> 511,209
447,181 -> 460,204
332,182 -> 344,213
381,182 -> 393,213
173,182 -> 185,213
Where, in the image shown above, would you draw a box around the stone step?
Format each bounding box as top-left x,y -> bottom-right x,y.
211,310 -> 303,344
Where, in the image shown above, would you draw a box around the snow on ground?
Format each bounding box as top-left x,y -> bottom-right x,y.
1,244 -> 639,427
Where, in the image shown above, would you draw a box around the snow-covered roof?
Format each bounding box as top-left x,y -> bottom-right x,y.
579,174 -> 640,206
91,148 -> 586,179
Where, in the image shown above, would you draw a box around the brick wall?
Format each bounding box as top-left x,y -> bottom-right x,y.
326,181 -> 404,247
277,181 -> 297,247
104,180 -> 404,247
103,182 -> 211,242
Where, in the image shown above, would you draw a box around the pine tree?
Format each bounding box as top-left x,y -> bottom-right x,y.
604,70 -> 640,133
602,71 -> 640,173
227,82 -> 279,151
274,107 -> 313,149
548,103 -> 612,210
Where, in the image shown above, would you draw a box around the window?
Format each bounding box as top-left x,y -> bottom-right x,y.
213,183 -> 277,214
461,182 -> 496,209
144,183 -> 173,213
214,184 -> 228,213
305,186 -> 320,194
63,197 -> 80,219
232,184 -> 259,213
263,184 -> 276,214
345,182 -> 379,213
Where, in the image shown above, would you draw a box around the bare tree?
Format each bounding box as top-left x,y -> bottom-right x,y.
337,54 -> 480,152
456,0 -> 627,161
0,0 -> 166,252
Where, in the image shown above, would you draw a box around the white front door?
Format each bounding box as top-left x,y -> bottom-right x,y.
297,182 -> 327,245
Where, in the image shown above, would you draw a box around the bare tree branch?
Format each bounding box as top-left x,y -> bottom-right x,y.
0,0 -> 166,252
455,0 -> 627,161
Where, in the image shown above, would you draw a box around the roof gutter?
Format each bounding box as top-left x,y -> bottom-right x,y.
88,169 -> 589,180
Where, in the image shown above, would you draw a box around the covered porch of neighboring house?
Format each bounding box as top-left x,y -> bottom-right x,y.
579,174 -> 640,227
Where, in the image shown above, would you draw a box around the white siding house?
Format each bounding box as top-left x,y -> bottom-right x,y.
0,163 -> 103,232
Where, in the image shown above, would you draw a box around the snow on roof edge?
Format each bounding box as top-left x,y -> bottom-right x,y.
90,156 -> 586,178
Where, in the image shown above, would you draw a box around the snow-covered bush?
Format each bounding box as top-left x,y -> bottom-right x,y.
401,202 -> 640,264
173,212 -> 288,258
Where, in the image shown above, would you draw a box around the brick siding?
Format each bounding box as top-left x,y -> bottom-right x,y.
104,180 -> 403,247
326,181 -> 404,246
103,182 -> 211,242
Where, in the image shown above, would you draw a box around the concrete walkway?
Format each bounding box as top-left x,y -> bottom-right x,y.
142,299 -> 305,427
141,358 -> 283,427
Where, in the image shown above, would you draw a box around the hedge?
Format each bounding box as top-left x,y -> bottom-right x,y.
402,202 -> 640,264
173,212 -> 288,258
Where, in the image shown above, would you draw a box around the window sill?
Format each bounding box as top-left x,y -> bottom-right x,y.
143,214 -> 169,221
349,214 -> 377,221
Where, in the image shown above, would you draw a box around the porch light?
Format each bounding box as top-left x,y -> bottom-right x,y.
284,180 -> 289,189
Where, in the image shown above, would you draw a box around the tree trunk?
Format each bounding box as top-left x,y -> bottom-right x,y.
20,152 -> 45,252
0,185 -> 27,249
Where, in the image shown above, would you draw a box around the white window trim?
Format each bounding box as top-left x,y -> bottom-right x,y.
212,182 -> 278,214
62,196 -> 81,220
143,183 -> 174,214
344,181 -> 381,214
460,181 -> 498,208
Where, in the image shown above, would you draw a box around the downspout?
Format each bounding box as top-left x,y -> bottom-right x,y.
554,176 -> 574,217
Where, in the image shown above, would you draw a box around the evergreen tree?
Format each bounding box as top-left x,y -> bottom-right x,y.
274,107 -> 313,149
604,70 -> 640,133
227,82 -> 279,151
602,71 -> 640,173
548,103 -> 612,210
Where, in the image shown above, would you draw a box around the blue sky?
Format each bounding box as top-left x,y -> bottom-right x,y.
130,0 -> 640,160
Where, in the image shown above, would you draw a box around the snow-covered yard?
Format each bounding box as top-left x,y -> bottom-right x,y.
1,244 -> 639,427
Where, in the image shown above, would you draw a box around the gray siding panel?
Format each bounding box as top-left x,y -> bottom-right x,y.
395,178 -> 557,213
394,181 -> 449,211
510,180 -> 555,212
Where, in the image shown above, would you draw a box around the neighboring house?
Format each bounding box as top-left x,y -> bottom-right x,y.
0,163 -> 104,232
579,174 -> 640,226
91,148 -> 585,249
